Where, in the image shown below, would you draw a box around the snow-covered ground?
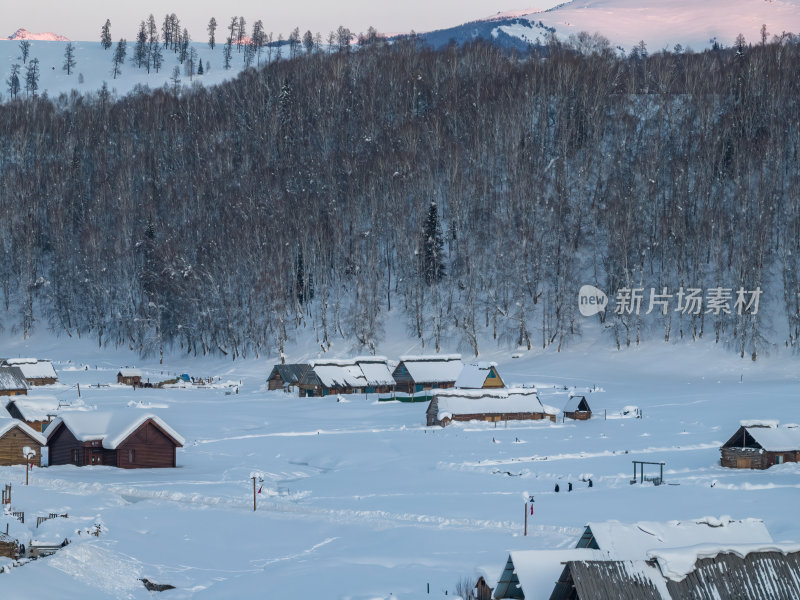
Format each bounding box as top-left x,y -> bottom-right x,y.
497,0 -> 800,52
1,327 -> 798,598
0,38 -> 264,102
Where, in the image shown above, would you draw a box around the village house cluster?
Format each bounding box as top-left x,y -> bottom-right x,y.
268,355 -> 583,427
472,516 -> 800,599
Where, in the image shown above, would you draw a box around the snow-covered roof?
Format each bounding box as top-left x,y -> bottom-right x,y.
117,368 -> 142,377
397,355 -> 464,384
304,357 -> 395,388
309,360 -> 367,388
3,358 -> 57,381
0,419 -> 46,446
649,542 -> 800,583
356,360 -> 395,386
740,419 -> 779,428
454,362 -> 500,388
0,366 -> 28,391
744,425 -> 800,452
6,396 -> 65,421
44,412 -> 184,449
433,388 -> 552,419
564,395 -> 590,412
496,549 -> 612,599
584,517 -> 773,559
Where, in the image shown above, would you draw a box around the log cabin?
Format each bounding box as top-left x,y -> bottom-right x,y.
45,412 -> 184,469
0,532 -> 19,559
1,358 -> 58,386
0,419 -> 46,466
297,357 -> 395,397
426,388 -> 557,427
720,421 -> 800,469
391,355 -> 463,394
564,395 -> 592,420
116,369 -> 143,386
267,364 -> 309,392
4,397 -> 63,432
0,367 -> 28,397
454,362 -> 505,389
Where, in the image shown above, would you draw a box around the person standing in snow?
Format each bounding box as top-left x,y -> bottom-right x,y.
588,478 -> 593,488
554,483 -> 560,492
568,482 -> 573,492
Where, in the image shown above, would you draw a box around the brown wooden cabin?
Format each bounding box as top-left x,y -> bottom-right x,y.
0,420 -> 45,466
391,355 -> 463,394
267,364 -> 309,392
474,576 -> 494,600
1,358 -> 58,386
564,395 -> 592,420
454,362 -> 505,389
297,358 -> 395,397
4,399 -> 59,433
0,532 -> 19,559
46,413 -> 184,469
117,369 -> 143,386
720,424 -> 800,470
427,389 -> 556,427
0,367 -> 28,397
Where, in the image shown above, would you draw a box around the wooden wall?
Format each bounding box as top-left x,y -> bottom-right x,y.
47,423 -> 83,466
721,448 -> 800,469
0,425 -> 42,466
116,421 -> 179,468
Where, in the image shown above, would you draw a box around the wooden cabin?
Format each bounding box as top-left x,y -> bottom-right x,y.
426,388 -> 556,427
0,367 -> 28,397
552,548 -> 800,600
267,364 -> 309,392
564,395 -> 592,420
1,358 -> 58,386
297,357 -> 395,397
0,420 -> 46,466
4,397 -> 62,432
720,422 -> 800,469
117,369 -> 143,386
454,362 -> 505,389
0,532 -> 19,559
45,412 -> 184,469
474,576 -> 494,600
392,355 -> 463,394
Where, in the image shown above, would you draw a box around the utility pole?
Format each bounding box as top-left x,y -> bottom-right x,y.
252,476 -> 257,511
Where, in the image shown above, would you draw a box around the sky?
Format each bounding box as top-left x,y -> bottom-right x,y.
4,1 -> 562,42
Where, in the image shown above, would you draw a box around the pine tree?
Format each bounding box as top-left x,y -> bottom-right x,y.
197,59 -> 204,75
278,77 -> 293,131
151,41 -> 163,73
422,201 -> 445,284
134,21 -> 147,68
101,19 -> 112,50
207,17 -> 217,49
237,16 -> 246,51
24,57 -> 40,97
302,30 -> 314,54
6,64 -> 21,99
18,40 -> 30,65
112,38 -> 127,79
63,42 -> 76,75
223,37 -> 233,69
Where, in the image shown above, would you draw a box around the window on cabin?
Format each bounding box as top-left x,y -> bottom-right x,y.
129,449 -> 135,464
72,449 -> 79,464
776,455 -> 784,464
487,370 -> 496,378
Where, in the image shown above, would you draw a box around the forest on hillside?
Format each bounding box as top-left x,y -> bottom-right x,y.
1,36 -> 799,360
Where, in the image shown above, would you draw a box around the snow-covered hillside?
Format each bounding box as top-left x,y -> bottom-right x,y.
0,38 -> 263,101
490,0 -> 800,51
0,327 -> 799,598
